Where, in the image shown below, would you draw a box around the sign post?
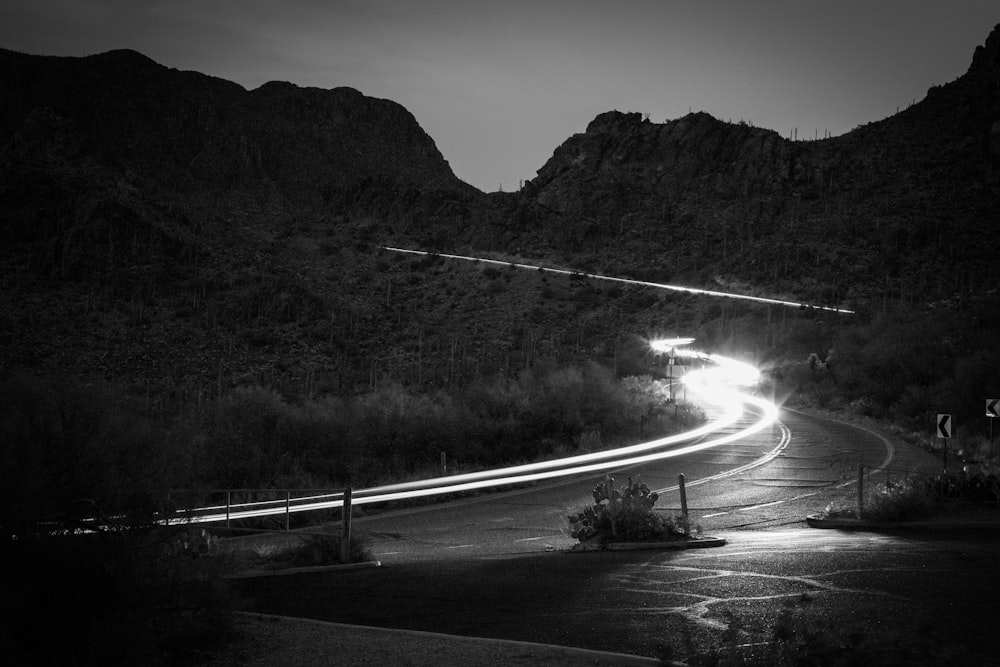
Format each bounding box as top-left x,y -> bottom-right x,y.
668,353 -> 676,402
937,413 -> 952,471
987,399 -> 998,456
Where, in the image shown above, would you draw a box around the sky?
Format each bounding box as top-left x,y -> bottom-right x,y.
1,1 -> 996,193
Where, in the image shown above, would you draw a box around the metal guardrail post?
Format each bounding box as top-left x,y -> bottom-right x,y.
340,486 -> 353,563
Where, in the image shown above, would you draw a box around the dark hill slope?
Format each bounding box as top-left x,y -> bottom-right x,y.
0,48 -> 486,396
508,24 -> 1000,308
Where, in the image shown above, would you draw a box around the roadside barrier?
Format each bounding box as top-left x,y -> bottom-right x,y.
167,486 -> 355,561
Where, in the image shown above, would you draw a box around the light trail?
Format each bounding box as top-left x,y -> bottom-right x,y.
380,246 -> 854,314
171,347 -> 780,525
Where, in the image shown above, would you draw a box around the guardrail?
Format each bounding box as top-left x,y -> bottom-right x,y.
167,486 -> 355,560
167,487 -> 349,528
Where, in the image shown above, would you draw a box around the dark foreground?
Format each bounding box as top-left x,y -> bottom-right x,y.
231,525 -> 1000,665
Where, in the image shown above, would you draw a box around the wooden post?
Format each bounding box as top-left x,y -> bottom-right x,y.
226,490 -> 231,529
340,486 -> 353,563
604,475 -> 617,537
285,491 -> 291,531
857,465 -> 864,517
678,474 -> 689,535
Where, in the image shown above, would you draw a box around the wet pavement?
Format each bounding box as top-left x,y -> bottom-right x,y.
233,525 -> 1000,665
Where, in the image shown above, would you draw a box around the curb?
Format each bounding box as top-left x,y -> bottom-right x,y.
570,536 -> 726,552
806,514 -> 1000,532
235,612 -> 676,666
224,559 -> 382,579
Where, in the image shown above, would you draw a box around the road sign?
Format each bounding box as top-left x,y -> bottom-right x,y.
987,399 -> 999,418
937,414 -> 952,438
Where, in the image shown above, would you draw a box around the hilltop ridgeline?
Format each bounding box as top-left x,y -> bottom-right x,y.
0,47 -> 472,208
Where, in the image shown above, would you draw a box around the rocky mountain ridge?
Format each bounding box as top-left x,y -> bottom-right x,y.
0,47 -> 468,206
512,23 -> 1000,307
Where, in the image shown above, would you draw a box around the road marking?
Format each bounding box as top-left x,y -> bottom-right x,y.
443,544 -> 474,549
514,536 -> 547,542
701,492 -> 819,518
654,421 -> 792,496
736,499 -> 785,512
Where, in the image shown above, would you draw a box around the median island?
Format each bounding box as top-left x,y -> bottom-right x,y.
568,475 -> 726,550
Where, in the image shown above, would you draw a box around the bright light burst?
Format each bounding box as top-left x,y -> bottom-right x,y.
649,337 -> 695,353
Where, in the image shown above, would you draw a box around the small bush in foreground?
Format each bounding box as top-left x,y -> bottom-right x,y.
568,476 -> 685,543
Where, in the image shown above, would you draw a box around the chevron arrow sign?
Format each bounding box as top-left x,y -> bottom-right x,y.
937,414 -> 952,439
987,399 -> 999,418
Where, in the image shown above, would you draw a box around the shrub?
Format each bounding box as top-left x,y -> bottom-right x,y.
567,476 -> 684,543
276,532 -> 373,566
862,478 -> 935,522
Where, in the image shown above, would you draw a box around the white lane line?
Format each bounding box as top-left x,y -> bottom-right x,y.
514,536 -> 547,543
736,499 -> 785,512
654,421 -> 792,496
443,544 -> 474,549
701,491 -> 819,518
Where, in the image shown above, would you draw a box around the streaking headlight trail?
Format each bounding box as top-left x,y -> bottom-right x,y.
380,246 -> 854,314
172,345 -> 780,525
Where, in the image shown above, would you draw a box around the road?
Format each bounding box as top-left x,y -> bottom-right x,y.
347,407 -> 913,562
231,408 -> 1000,664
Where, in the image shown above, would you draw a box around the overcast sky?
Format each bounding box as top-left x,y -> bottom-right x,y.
1,1 -> 996,192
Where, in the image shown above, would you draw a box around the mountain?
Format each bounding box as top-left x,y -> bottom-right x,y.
0,47 -> 470,199
1,25 -> 999,400
0,47 -> 485,397
508,24 -> 1000,309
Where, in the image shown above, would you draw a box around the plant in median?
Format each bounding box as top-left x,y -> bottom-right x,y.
862,477 -> 936,522
567,475 -> 684,543
274,532 -> 373,567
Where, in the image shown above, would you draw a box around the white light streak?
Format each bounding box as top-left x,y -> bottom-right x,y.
380,246 -> 854,314
172,346 -> 780,525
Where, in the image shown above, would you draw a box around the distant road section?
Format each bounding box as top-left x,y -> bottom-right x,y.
380,246 -> 854,314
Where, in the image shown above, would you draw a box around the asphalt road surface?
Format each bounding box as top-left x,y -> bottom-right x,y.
344,408 -> 923,562
233,409 -> 1000,664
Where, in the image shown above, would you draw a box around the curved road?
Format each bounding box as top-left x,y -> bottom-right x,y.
350,406 -> 912,562
235,409 -> 999,664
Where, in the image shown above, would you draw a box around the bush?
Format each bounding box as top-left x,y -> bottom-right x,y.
862,478 -> 935,522
568,476 -> 685,543
275,532 -> 373,566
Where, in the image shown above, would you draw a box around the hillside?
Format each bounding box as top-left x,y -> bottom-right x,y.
505,23 -> 1000,310
0,47 -> 488,401
1,25 -> 999,407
